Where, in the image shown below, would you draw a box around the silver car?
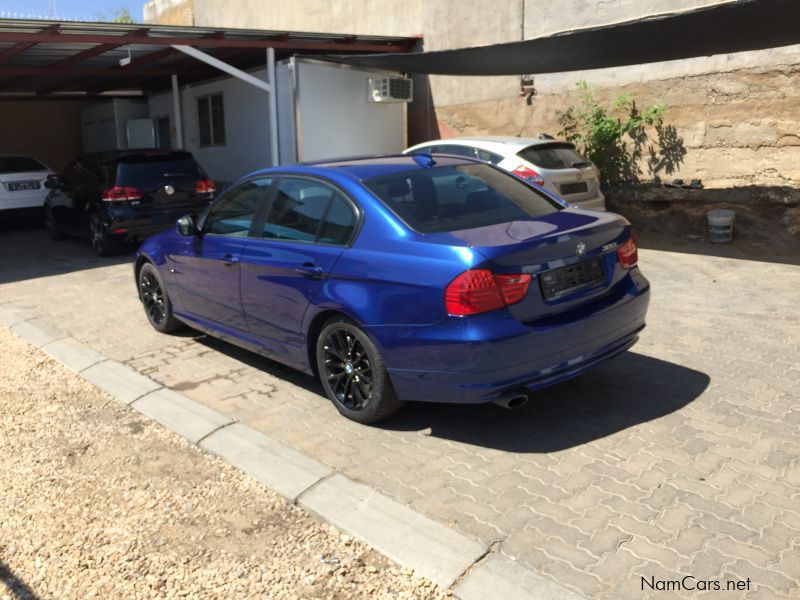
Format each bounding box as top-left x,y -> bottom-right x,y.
404,136 -> 605,211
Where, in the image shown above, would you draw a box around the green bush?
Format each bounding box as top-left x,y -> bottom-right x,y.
558,81 -> 679,186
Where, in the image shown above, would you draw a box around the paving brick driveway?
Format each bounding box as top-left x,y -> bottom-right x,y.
1,226 -> 798,599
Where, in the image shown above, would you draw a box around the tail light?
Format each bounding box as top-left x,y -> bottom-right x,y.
512,166 -> 544,186
445,269 -> 532,316
196,179 -> 216,194
102,186 -> 141,201
617,231 -> 638,269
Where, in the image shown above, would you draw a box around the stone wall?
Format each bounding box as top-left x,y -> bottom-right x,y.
142,0 -> 800,187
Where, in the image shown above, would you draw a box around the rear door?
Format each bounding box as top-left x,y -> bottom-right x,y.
240,176 -> 359,360
172,177 -> 273,334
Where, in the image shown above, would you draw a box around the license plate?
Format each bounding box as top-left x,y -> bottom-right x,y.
559,181 -> 588,195
540,256 -> 605,300
7,181 -> 40,191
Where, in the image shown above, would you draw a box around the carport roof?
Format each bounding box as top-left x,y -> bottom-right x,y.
0,19 -> 417,97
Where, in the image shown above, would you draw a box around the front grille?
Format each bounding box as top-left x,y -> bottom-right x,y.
540,256 -> 605,300
559,181 -> 589,195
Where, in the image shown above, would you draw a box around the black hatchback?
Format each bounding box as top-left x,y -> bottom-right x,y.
44,150 -> 216,255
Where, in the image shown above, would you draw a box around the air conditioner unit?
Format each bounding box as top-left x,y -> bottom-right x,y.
368,77 -> 413,103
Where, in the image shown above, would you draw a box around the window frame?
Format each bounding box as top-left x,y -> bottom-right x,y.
196,93 -> 226,147
252,174 -> 363,248
200,175 -> 276,238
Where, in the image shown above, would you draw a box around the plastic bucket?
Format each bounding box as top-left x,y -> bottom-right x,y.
707,209 -> 735,243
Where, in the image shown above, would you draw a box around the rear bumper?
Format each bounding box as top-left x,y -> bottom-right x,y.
0,192 -> 47,210
571,191 -> 606,211
372,269 -> 650,404
100,202 -> 211,241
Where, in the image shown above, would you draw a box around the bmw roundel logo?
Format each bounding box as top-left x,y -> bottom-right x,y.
164,185 -> 175,195
576,241 -> 586,257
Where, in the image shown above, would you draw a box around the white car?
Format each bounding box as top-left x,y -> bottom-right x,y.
404,136 -> 606,211
0,155 -> 54,211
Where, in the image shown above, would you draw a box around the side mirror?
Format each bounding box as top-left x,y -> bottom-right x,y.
176,215 -> 197,237
44,176 -> 60,189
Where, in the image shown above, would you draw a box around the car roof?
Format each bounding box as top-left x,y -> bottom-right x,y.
289,154 -> 478,181
78,149 -> 194,161
409,136 -> 573,153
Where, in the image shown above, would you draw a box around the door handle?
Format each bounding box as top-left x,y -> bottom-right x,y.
220,254 -> 240,266
293,263 -> 324,278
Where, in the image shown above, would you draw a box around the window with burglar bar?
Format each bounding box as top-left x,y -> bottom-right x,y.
197,94 -> 226,146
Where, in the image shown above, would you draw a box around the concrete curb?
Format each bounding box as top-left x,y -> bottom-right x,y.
298,473 -> 487,588
132,388 -> 234,445
201,423 -> 333,503
82,360 -> 162,404
2,306 -> 586,599
454,553 -> 586,600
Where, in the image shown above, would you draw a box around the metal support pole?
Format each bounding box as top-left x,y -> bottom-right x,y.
171,74 -> 183,150
267,47 -> 279,166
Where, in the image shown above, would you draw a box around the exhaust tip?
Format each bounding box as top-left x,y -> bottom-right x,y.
493,392 -> 530,410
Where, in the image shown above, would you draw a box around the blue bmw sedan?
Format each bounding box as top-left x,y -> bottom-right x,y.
134,154 -> 650,423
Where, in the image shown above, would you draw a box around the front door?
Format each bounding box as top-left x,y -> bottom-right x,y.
172,177 -> 273,335
240,176 -> 358,364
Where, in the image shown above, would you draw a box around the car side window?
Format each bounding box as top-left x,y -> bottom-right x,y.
263,178 -> 355,245
437,144 -> 478,159
318,195 -> 357,245
205,177 -> 272,237
476,149 -> 503,165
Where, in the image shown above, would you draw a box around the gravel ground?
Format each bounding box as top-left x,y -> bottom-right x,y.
0,326 -> 448,599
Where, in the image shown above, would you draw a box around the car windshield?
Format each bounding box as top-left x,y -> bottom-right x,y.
0,156 -> 47,173
517,143 -> 591,169
365,163 -> 563,234
116,154 -> 201,189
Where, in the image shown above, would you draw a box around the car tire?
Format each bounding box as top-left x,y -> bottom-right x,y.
44,205 -> 63,241
138,262 -> 183,333
89,211 -> 118,257
316,316 -> 404,424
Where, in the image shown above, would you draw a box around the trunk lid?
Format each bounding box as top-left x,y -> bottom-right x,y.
114,153 -> 213,212
514,142 -> 600,202
539,165 -> 599,202
0,170 -> 51,192
425,209 -> 631,322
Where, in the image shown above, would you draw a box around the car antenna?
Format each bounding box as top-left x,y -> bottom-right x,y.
412,153 -> 436,168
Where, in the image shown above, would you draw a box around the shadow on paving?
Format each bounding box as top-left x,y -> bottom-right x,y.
0,213 -> 134,284
379,352 -> 709,453
196,335 -> 708,453
0,558 -> 40,600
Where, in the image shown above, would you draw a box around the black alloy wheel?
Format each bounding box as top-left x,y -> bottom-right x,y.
322,328 -> 373,410
316,317 -> 403,424
89,212 -> 117,257
44,205 -> 63,240
138,263 -> 182,333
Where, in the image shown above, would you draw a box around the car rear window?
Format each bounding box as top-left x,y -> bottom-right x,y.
517,143 -> 591,170
115,154 -> 201,189
365,163 -> 563,234
0,156 -> 48,174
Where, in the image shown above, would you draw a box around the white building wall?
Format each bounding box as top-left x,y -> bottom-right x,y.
148,68 -> 272,184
